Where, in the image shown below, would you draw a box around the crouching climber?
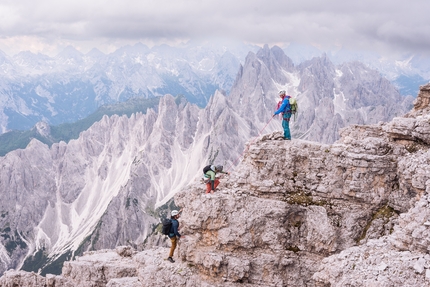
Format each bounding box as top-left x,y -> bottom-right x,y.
167,209 -> 181,263
202,165 -> 230,194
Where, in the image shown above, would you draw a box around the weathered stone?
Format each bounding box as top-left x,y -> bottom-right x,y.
116,246 -> 135,257
0,271 -> 46,287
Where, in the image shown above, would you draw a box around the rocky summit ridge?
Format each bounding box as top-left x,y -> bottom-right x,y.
0,84 -> 429,286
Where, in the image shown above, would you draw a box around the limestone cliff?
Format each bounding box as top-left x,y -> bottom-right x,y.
0,84 -> 429,286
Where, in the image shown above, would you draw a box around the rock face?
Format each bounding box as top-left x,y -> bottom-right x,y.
409,82 -> 430,116
1,83 -> 428,286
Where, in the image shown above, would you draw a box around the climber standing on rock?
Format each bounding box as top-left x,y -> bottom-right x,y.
202,165 -> 230,194
273,90 -> 292,140
167,209 -> 181,263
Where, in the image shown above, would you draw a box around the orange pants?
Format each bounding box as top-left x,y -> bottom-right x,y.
206,179 -> 220,193
169,236 -> 177,257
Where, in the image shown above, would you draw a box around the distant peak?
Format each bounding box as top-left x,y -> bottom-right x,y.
56,46 -> 83,58
86,48 -> 105,57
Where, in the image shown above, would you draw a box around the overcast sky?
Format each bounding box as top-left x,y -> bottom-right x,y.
0,0 -> 429,57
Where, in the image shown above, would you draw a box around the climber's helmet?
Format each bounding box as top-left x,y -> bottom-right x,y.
171,210 -> 179,217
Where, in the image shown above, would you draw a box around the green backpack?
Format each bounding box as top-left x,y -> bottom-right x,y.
289,97 -> 298,120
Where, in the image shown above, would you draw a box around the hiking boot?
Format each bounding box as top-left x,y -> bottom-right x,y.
167,257 -> 175,263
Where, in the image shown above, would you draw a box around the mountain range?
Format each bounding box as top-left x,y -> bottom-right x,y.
0,44 -> 421,276
284,42 -> 430,97
0,97 -> 161,156
0,41 -> 253,134
0,41 -> 428,137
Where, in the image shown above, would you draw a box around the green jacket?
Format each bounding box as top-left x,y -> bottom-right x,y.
204,170 -> 217,181
204,169 -> 228,191
204,170 -> 228,180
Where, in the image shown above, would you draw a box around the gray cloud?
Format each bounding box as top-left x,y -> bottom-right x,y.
0,0 -> 429,56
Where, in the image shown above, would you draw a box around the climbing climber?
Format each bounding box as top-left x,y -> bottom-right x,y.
202,165 -> 230,194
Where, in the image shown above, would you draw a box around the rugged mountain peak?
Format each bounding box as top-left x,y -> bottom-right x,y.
256,45 -> 294,78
